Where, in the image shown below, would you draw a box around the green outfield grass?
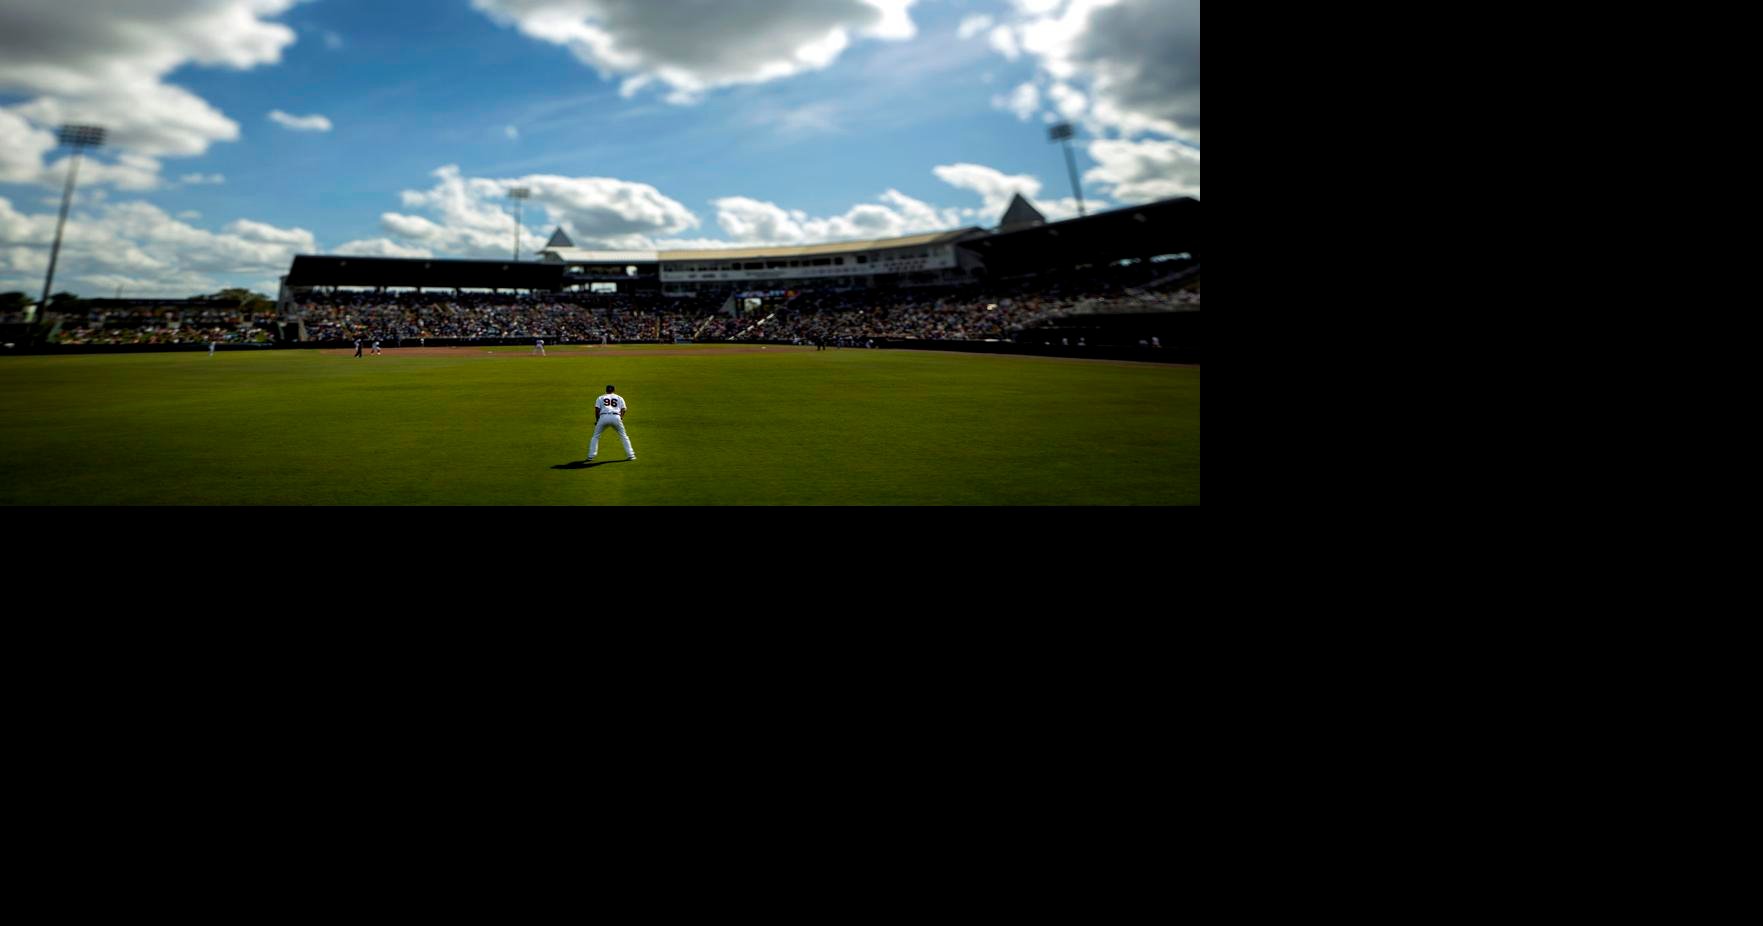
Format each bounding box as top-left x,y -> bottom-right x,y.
0,344 -> 1198,505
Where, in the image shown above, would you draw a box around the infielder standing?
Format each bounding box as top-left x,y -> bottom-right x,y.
534,338 -> 546,356
587,385 -> 636,462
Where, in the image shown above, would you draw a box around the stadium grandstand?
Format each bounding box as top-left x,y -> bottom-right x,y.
13,295 -> 281,347
17,194 -> 1197,357
283,195 -> 1193,295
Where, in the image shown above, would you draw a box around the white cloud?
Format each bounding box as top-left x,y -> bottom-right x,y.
471,0 -> 919,103
975,0 -> 1199,199
54,154 -> 166,192
699,159 -> 1119,247
380,212 -> 449,242
1015,0 -> 1108,81
0,194 -> 315,297
992,81 -> 1040,122
0,109 -> 58,186
992,0 -> 1196,142
37,192 -> 92,210
268,110 -> 333,132
647,236 -> 757,251
2,108 -> 167,191
0,0 -> 300,168
178,210 -> 202,220
688,160 -> 1119,249
180,173 -> 226,186
877,189 -> 961,231
987,25 -> 1021,60
323,30 -> 344,50
1071,0 -> 1198,140
0,197 -> 49,247
364,158 -> 1129,260
711,197 -> 806,243
932,162 -> 1045,217
333,238 -> 435,259
1084,138 -> 1200,203
957,14 -> 994,39
710,188 -> 965,246
1047,81 -> 1087,121
755,101 -> 843,137
933,162 -> 1106,224
225,218 -> 315,247
377,164 -> 701,256
865,0 -> 916,39
505,124 -> 520,141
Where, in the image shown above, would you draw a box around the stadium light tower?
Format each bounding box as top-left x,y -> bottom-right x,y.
508,187 -> 531,260
35,124 -> 107,323
1048,122 -> 1086,217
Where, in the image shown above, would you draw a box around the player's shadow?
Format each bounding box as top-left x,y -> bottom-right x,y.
552,459 -> 629,470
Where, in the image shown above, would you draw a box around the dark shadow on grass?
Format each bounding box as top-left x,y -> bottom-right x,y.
551,459 -> 630,470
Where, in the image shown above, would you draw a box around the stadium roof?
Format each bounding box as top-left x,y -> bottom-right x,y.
963,196 -> 1199,276
537,229 -> 986,264
659,228 -> 985,262
542,248 -> 660,263
543,227 -> 575,249
283,198 -> 1197,287
998,193 -> 1047,232
285,255 -> 565,289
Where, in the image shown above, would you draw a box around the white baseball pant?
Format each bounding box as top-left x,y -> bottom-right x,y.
590,415 -> 635,460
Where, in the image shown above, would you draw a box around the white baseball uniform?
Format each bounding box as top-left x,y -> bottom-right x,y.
534,338 -> 546,355
588,393 -> 635,461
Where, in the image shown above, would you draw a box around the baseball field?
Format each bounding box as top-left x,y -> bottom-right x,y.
0,344 -> 1199,505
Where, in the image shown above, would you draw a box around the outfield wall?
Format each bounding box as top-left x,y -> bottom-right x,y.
5,329 -> 1198,362
6,342 -> 281,355
7,338 -> 644,354
874,339 -> 1196,364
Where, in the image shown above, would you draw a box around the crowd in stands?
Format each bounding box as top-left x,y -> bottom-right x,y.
712,266 -> 1199,343
282,262 -> 1197,346
286,290 -> 725,342
54,305 -> 279,345
37,261 -> 1197,347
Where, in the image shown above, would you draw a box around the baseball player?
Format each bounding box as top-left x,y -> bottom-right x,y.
534,338 -> 546,356
586,385 -> 636,462
208,340 -> 216,357
372,338 -> 382,355
354,338 -> 363,358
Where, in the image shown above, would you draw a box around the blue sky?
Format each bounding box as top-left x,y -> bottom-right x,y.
0,0 -> 1199,297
